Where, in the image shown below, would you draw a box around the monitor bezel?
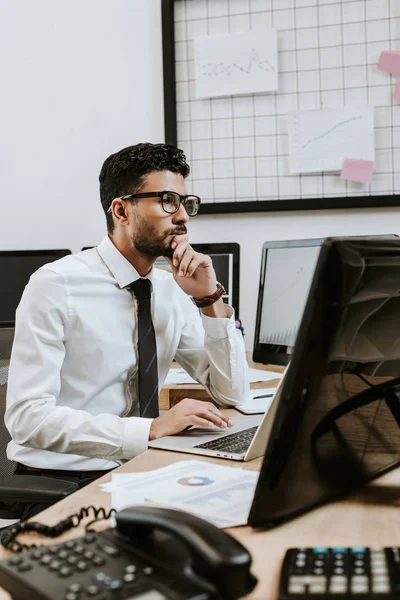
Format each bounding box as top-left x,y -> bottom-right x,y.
252,238 -> 324,365
0,249 -> 71,326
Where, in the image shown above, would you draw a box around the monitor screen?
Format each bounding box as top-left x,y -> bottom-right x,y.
0,250 -> 71,325
187,243 -> 240,317
248,236 -> 400,529
253,239 -> 323,365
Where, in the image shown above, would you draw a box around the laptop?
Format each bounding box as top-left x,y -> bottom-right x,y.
148,371 -> 286,462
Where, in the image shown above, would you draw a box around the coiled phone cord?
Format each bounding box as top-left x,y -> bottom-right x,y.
1,506 -> 116,553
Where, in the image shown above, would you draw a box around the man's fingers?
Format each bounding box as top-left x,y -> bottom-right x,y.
172,241 -> 189,267
185,256 -> 201,278
188,416 -> 216,429
204,404 -> 232,426
178,252 -> 197,277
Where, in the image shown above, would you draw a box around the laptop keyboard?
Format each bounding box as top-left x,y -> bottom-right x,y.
193,426 -> 258,455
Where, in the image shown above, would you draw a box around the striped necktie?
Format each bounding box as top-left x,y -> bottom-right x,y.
129,278 -> 159,418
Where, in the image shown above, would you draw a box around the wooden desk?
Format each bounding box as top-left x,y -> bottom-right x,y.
0,409 -> 399,600
159,360 -> 283,410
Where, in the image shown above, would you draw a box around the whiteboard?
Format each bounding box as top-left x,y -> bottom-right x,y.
174,0 -> 400,206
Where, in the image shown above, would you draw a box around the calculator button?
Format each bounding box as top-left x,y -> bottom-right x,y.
287,583 -> 306,594
372,582 -> 391,593
329,583 -> 347,594
351,583 -> 369,594
354,567 -> 366,574
308,583 -> 326,594
289,576 -> 312,584
371,565 -> 388,575
330,576 -> 347,585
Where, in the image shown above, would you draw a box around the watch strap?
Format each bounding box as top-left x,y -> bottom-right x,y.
191,282 -> 226,308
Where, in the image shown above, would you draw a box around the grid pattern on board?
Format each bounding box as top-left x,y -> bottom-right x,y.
174,0 -> 400,205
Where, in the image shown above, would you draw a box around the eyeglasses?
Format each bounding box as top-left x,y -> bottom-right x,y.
116,191 -> 201,217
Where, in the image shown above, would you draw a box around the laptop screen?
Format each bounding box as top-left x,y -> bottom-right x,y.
248,236 -> 400,529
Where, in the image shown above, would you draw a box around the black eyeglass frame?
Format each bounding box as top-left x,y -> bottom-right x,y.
119,191 -> 201,216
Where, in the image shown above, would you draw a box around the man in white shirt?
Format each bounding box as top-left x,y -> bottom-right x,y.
5,142 -> 250,519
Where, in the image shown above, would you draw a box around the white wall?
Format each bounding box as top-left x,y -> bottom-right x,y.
188,207 -> 400,351
0,0 -> 164,252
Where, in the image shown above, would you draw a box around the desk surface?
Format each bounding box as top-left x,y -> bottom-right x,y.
0,408 -> 399,600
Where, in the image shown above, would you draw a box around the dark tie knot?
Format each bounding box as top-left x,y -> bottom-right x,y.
129,278 -> 152,299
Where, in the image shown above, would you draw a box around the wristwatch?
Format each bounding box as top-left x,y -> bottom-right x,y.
191,282 -> 226,308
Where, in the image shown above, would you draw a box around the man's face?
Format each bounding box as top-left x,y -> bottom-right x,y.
127,170 -> 189,258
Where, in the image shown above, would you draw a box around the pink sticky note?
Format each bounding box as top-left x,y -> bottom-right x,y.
341,159 -> 374,184
377,50 -> 400,75
393,80 -> 400,102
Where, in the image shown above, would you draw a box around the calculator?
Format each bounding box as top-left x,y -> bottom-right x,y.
279,547 -> 400,599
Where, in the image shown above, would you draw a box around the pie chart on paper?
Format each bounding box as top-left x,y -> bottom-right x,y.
177,476 -> 214,486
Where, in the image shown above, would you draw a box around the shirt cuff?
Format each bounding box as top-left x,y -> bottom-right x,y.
121,417 -> 153,459
201,304 -> 236,340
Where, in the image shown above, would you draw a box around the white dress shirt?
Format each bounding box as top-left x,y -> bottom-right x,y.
6,236 -> 250,471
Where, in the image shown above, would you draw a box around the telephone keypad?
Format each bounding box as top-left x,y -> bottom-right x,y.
0,529 -> 211,600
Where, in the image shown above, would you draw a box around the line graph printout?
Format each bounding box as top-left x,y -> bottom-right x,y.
288,106 -> 375,175
260,246 -> 321,347
194,30 -> 278,99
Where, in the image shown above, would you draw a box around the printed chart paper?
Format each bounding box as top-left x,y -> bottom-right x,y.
100,461 -> 259,528
288,106 -> 375,175
194,30 -> 278,99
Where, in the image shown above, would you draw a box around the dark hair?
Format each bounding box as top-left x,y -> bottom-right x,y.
99,142 -> 190,233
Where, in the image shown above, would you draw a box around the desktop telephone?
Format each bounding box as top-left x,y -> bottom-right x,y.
0,505 -> 257,600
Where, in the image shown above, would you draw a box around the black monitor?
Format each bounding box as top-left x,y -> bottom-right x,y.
191,243 -> 240,317
253,238 -> 323,365
0,249 -> 71,325
248,236 -> 400,529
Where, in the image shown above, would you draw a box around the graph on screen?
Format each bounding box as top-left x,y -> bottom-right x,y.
194,29 -> 278,98
288,106 -> 375,175
260,246 -> 321,347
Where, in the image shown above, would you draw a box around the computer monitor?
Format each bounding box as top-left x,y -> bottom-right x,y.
0,249 -> 71,325
253,238 -> 323,365
189,243 -> 240,317
248,236 -> 400,529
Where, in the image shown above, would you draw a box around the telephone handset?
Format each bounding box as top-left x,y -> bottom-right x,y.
116,506 -> 257,599
0,506 -> 257,600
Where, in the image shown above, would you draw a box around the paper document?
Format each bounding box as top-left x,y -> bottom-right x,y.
100,461 -> 259,528
165,366 -> 282,385
288,106 -> 374,174
194,30 -> 278,98
236,387 -> 278,414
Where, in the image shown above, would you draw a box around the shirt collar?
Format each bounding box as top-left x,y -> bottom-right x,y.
97,235 -> 155,289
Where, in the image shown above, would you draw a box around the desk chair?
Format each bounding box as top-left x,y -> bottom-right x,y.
0,325 -> 78,525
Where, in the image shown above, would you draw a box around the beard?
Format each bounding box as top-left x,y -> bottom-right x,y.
132,219 -> 187,258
